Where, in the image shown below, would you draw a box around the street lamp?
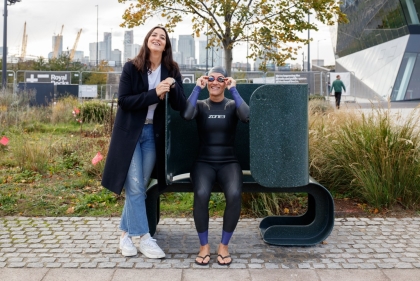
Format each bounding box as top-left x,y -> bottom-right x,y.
95,5 -> 98,67
2,0 -> 21,91
317,39 -> 326,66
307,13 -> 310,72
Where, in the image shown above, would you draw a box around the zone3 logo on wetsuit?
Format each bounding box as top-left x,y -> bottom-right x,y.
208,115 -> 226,118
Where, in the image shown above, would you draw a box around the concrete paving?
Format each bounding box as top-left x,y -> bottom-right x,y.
1,217 -> 420,280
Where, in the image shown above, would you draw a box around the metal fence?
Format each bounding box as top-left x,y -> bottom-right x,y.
1,70 -> 352,100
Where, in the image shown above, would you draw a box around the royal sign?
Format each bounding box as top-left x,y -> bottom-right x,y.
24,71 -> 71,85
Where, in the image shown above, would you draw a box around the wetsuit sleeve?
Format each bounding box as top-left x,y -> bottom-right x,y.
181,85 -> 201,120
230,87 -> 249,123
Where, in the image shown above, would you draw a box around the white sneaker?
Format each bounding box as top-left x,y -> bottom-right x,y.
139,233 -> 166,259
119,233 -> 137,257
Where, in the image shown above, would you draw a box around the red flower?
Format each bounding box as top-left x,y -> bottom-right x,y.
0,136 -> 9,146
92,152 -> 103,165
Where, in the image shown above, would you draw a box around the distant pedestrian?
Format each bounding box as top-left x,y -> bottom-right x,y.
330,75 -> 346,109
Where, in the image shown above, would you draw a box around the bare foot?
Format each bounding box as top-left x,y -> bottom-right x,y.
217,243 -> 232,265
195,244 -> 211,265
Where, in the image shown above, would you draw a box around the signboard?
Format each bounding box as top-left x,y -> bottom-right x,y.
274,73 -> 308,84
181,73 -> 195,83
25,71 -> 71,85
79,85 -> 98,98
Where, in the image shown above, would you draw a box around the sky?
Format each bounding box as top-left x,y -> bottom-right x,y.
1,0 -> 337,67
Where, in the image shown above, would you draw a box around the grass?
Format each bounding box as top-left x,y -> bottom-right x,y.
1,93 -> 420,217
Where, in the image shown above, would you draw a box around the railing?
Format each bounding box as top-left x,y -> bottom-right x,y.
3,70 -> 355,101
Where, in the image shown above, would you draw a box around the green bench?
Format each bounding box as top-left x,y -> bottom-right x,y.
145,83 -> 334,246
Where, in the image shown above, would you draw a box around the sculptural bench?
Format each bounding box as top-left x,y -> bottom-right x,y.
145,83 -> 334,246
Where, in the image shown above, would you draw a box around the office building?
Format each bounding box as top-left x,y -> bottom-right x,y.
72,51 -> 84,62
178,35 -> 195,65
123,30 -> 134,62
170,38 -> 177,52
49,35 -> 63,58
111,49 -> 122,65
89,42 -> 106,64
335,0 -> 420,101
89,42 -> 98,64
173,51 -> 183,65
198,40 -> 224,68
104,32 -> 112,61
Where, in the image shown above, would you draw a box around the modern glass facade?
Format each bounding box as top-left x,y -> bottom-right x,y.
336,0 -> 420,101
391,35 -> 420,100
337,0 -> 408,58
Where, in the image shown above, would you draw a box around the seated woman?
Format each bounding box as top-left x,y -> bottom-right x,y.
181,66 -> 249,266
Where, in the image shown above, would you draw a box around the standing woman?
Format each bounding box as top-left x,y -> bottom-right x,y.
102,26 -> 186,258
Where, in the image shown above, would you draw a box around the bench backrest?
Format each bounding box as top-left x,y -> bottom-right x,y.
249,84 -> 308,187
165,83 -> 309,188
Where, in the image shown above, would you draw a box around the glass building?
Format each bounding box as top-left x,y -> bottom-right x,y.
335,0 -> 420,101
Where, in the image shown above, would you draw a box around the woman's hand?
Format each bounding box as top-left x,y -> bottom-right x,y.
196,76 -> 207,89
225,77 -> 236,90
156,80 -> 171,100
164,77 -> 176,88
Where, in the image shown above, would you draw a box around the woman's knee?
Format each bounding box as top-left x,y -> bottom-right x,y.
194,188 -> 211,206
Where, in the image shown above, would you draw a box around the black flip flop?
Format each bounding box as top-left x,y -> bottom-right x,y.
195,254 -> 211,266
217,254 -> 232,266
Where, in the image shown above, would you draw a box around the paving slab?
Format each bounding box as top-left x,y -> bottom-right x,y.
42,268 -> 115,281
249,268 -> 320,281
2,217 -> 420,270
316,269 -> 389,281
382,269 -> 420,281
112,269 -> 183,281
0,268 -> 49,281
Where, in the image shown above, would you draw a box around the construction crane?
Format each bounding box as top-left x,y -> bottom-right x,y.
70,29 -> 82,61
20,22 -> 27,61
53,25 -> 64,59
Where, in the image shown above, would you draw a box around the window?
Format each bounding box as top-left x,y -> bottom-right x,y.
400,0 -> 420,25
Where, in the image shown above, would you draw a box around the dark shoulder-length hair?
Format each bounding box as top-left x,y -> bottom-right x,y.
132,26 -> 180,77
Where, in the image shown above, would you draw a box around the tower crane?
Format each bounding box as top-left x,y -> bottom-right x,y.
70,29 -> 82,61
20,22 -> 27,61
53,25 -> 64,59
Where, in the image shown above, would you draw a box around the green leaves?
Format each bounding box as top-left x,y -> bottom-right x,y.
119,0 -> 347,74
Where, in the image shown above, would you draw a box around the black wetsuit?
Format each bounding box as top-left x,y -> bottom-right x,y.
182,86 -> 249,236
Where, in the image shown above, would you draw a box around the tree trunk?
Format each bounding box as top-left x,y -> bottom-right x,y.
224,48 -> 233,77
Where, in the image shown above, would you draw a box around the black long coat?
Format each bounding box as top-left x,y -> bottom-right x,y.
101,61 -> 186,195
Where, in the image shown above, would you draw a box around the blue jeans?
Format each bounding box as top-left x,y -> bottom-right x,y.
120,124 -> 156,236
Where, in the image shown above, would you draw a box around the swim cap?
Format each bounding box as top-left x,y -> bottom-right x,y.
208,66 -> 227,77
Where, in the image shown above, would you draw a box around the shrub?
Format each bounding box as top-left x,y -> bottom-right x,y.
309,99 -> 333,114
309,107 -> 420,209
79,101 -> 110,123
11,134 -> 49,173
309,94 -> 325,101
243,193 -> 307,217
52,96 -> 79,124
0,90 -> 36,127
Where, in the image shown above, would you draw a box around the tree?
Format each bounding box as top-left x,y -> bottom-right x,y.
84,61 -> 115,85
118,0 -> 347,75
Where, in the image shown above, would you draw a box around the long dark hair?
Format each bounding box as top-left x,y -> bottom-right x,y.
132,26 -> 180,77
